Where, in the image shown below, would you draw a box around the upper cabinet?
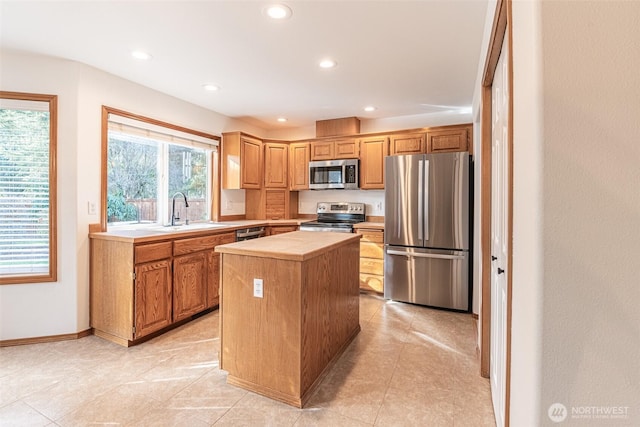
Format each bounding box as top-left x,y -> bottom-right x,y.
264,142 -> 288,188
289,142 -> 310,190
389,133 -> 426,155
426,125 -> 471,153
222,132 -> 263,190
389,125 -> 472,156
310,138 -> 359,160
359,135 -> 389,190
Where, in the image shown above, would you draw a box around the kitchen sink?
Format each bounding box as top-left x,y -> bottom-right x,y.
143,222 -> 231,233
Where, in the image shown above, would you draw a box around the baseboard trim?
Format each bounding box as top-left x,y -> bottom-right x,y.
0,329 -> 92,347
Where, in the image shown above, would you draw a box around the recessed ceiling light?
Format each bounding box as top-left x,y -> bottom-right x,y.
319,59 -> 337,69
364,106 -> 376,112
264,4 -> 292,20
277,117 -> 288,123
131,50 -> 152,61
203,84 -> 220,91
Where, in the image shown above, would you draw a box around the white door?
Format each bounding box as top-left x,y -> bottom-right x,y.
490,34 -> 509,427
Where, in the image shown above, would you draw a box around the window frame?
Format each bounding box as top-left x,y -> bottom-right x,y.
100,106 -> 221,231
0,91 -> 58,285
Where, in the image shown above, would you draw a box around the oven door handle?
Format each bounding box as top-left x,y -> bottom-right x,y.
236,229 -> 265,239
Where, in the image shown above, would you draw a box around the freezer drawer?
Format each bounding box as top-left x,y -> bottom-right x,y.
384,246 -> 469,311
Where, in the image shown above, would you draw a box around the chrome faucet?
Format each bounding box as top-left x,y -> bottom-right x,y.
170,191 -> 189,226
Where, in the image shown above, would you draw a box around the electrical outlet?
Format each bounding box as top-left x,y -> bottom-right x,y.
88,201 -> 97,215
375,202 -> 382,211
253,278 -> 263,298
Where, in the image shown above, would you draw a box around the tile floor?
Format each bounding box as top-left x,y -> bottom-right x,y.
0,294 -> 495,426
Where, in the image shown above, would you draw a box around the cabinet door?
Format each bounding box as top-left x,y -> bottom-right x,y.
310,141 -> 334,160
173,251 -> 208,322
426,127 -> 469,153
134,259 -> 172,339
334,138 -> 359,159
289,143 -> 310,190
389,133 -> 425,155
264,142 -> 288,188
206,233 -> 235,308
241,136 -> 263,189
359,136 -> 388,189
207,251 -> 221,308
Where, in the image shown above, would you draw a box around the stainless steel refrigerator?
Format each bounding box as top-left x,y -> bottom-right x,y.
384,152 -> 470,311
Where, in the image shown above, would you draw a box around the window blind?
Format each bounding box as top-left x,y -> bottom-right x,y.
0,101 -> 51,276
107,113 -> 218,152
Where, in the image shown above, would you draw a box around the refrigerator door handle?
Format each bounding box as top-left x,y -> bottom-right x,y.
424,159 -> 430,241
417,159 -> 424,241
386,249 -> 466,260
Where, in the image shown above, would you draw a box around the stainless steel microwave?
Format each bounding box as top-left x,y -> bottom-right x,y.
309,159 -> 359,190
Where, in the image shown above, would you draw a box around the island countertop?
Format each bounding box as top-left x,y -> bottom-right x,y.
215,230 -> 361,262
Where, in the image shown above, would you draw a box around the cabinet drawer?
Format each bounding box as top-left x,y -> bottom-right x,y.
360,273 -> 384,294
135,241 -> 172,264
173,232 -> 236,256
270,225 -> 298,235
360,241 -> 383,259
360,258 -> 383,275
356,230 -> 383,243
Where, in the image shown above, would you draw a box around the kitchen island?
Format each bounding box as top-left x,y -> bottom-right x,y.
215,231 -> 361,408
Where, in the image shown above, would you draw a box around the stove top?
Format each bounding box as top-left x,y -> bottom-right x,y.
299,202 -> 366,233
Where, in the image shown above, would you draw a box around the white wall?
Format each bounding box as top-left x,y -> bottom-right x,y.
510,1 -> 544,424
505,1 -> 640,425
0,52 -> 82,340
298,190 -> 385,217
536,1 -> 640,424
0,49 -> 266,340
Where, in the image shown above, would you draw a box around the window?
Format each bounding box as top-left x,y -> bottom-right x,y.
0,92 -> 57,284
102,107 -> 219,229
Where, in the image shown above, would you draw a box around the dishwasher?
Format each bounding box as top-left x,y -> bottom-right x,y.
235,226 -> 266,241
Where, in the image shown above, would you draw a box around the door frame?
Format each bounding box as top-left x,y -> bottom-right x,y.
480,0 -> 513,425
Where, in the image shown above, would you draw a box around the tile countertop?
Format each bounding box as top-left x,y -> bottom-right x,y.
215,230 -> 361,262
353,222 -> 384,230
88,219 -> 313,243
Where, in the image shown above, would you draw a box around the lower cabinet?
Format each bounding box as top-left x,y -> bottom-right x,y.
134,258 -> 173,338
90,230 -> 235,346
173,251 -> 208,322
267,225 -> 298,236
356,228 -> 384,294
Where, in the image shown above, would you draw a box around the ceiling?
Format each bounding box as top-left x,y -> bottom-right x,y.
0,1 -> 489,131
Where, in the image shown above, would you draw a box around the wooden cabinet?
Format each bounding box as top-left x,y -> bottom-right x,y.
267,225 -> 298,236
359,135 -> 388,189
90,230 -> 235,346
264,142 -> 288,188
310,138 -> 359,160
356,228 -> 384,294
245,188 -> 299,220
289,142 -> 310,190
218,232 -> 361,408
134,255 -> 173,338
389,125 -> 472,156
222,132 -> 263,189
426,125 -> 471,153
173,251 -> 208,322
389,133 -> 426,155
